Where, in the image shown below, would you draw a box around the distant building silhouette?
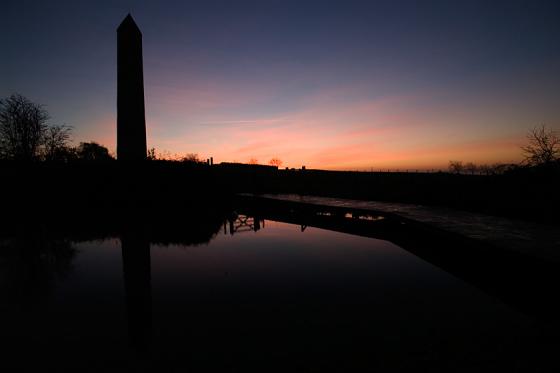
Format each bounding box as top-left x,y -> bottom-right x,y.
117,14 -> 147,161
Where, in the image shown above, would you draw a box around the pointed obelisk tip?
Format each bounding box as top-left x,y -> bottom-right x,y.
117,13 -> 141,34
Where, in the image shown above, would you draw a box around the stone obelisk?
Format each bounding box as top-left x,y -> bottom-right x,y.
117,14 -> 147,161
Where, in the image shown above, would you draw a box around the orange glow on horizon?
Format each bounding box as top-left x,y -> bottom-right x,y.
75,83 -> 553,170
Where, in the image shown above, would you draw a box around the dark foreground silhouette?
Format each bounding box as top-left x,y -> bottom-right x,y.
1,210 -> 558,372
0,161 -> 559,372
1,159 -> 558,223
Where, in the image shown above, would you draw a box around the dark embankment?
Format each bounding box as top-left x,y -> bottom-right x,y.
1,160 -> 559,226
240,165 -> 560,223
0,160 -> 229,243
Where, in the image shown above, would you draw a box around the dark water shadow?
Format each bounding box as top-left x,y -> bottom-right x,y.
235,197 -> 560,325
0,230 -> 76,309
1,191 -> 558,371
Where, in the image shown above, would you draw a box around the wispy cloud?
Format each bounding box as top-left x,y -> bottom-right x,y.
123,81 -> 534,168
198,117 -> 289,126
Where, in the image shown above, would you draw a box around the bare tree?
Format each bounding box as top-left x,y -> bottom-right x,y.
0,94 -> 49,161
147,147 -> 157,160
521,125 -> 560,166
464,162 -> 478,175
448,160 -> 464,174
478,164 -> 492,175
77,142 -> 114,162
248,157 -> 258,165
269,158 -> 283,167
43,125 -> 73,161
180,153 -> 201,163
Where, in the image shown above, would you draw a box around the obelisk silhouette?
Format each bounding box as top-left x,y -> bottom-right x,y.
117,14 -> 147,161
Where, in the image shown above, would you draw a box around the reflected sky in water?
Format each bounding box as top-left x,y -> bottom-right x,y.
0,218 -> 544,371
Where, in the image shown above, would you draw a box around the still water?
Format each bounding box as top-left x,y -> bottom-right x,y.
0,215 -> 548,371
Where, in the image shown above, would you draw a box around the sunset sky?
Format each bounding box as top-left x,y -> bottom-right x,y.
2,0 -> 559,170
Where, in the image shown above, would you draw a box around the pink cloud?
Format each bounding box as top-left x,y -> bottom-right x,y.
83,81 -> 533,169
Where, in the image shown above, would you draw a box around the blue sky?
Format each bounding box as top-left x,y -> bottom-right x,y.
2,0 -> 559,168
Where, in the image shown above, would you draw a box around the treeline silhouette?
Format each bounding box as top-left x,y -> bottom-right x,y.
2,157 -> 557,225
1,93 -> 559,223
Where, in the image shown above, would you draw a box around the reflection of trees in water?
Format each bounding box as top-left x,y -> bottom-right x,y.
145,208 -> 226,246
0,232 -> 76,307
0,204 -> 226,311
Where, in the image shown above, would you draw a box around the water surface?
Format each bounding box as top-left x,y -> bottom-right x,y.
0,216 -> 545,371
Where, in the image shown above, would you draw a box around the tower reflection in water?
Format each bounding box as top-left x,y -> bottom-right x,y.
121,222 -> 152,355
